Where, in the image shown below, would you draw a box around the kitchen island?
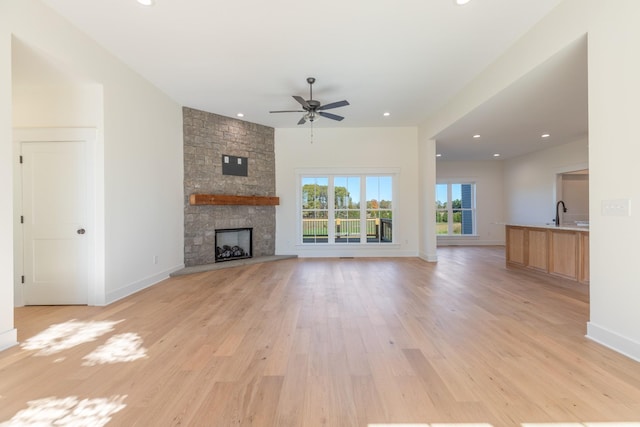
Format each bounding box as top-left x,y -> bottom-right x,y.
505,224 -> 589,284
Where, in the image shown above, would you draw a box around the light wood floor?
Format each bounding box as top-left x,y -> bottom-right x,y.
1,247 -> 639,426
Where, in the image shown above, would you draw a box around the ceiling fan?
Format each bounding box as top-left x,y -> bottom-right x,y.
270,77 -> 350,125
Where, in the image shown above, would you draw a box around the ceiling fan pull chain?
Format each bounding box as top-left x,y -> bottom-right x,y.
310,121 -> 314,144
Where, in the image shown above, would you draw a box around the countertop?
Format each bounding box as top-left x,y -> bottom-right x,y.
506,223 -> 589,232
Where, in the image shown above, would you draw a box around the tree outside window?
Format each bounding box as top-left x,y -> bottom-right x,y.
334,176 -> 361,243
366,176 -> 393,243
302,177 -> 329,243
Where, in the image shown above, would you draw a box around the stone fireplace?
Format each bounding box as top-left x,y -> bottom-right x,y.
182,107 -> 276,267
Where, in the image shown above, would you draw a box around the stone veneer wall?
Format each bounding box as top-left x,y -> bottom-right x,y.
183,107 -> 276,266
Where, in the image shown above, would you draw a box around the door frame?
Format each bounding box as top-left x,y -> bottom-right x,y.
13,128 -> 101,306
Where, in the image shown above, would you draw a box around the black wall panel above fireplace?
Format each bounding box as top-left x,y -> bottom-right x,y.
222,154 -> 248,177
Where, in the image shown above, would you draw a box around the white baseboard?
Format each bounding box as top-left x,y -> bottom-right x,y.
586,322 -> 640,362
105,263 -> 185,306
419,252 -> 438,262
0,328 -> 18,352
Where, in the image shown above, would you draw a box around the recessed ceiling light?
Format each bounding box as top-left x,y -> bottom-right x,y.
473,134 -> 481,139
493,153 -> 501,157
455,0 -> 472,5
541,133 -> 550,138
383,112 -> 390,117
436,153 -> 442,158
137,0 -> 155,6
236,113 -> 244,118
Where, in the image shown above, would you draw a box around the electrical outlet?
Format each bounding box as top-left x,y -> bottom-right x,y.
601,199 -> 631,216
153,255 -> 159,264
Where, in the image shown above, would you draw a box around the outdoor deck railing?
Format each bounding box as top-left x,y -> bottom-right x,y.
302,218 -> 392,241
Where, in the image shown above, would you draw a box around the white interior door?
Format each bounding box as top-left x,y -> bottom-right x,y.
21,141 -> 88,305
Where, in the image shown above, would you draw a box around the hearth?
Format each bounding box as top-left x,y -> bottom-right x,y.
215,228 -> 253,262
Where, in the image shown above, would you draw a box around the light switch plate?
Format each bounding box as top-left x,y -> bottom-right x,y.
601,199 -> 631,216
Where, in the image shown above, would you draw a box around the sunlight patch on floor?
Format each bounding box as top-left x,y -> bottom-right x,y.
82,332 -> 147,366
0,395 -> 126,426
21,320 -> 123,356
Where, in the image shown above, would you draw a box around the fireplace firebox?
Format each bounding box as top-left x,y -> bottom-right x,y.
215,228 -> 253,262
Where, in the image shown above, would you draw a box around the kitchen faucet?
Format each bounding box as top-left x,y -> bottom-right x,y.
555,200 -> 567,227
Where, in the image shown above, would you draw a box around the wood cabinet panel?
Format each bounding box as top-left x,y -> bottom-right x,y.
527,229 -> 548,271
549,231 -> 578,280
579,232 -> 589,283
506,227 -> 526,266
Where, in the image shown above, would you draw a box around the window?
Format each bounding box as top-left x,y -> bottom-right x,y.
302,177 -> 329,243
436,183 -> 475,236
366,176 -> 393,243
334,176 -> 361,243
300,174 -> 394,244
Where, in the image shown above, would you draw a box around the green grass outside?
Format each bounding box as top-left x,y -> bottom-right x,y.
437,222 -> 462,235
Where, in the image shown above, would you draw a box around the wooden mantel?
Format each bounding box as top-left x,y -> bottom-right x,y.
189,194 -> 280,206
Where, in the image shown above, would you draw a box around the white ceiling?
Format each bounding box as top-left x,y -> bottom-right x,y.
434,36 -> 588,161
26,0 -> 587,161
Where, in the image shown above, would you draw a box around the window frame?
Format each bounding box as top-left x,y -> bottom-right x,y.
436,181 -> 477,237
333,175 -> 362,244
301,176 -> 330,244
297,169 -> 398,245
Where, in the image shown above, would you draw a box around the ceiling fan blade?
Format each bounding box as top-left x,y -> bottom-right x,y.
269,110 -> 305,113
293,96 -> 310,109
318,111 -> 344,121
318,100 -> 349,111
297,116 -> 307,125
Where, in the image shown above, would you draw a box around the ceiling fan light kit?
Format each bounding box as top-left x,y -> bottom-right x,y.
270,77 -> 350,125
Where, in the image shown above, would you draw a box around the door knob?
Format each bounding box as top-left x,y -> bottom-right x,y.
77,228 -> 86,235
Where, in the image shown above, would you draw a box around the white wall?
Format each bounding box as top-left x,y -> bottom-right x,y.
504,137 -> 588,225
13,84 -> 103,127
586,0 -> 640,361
275,127 -> 419,257
101,70 -> 184,303
436,160 -> 506,246
0,1 -> 17,351
1,0 -> 184,349
417,136 -> 437,261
